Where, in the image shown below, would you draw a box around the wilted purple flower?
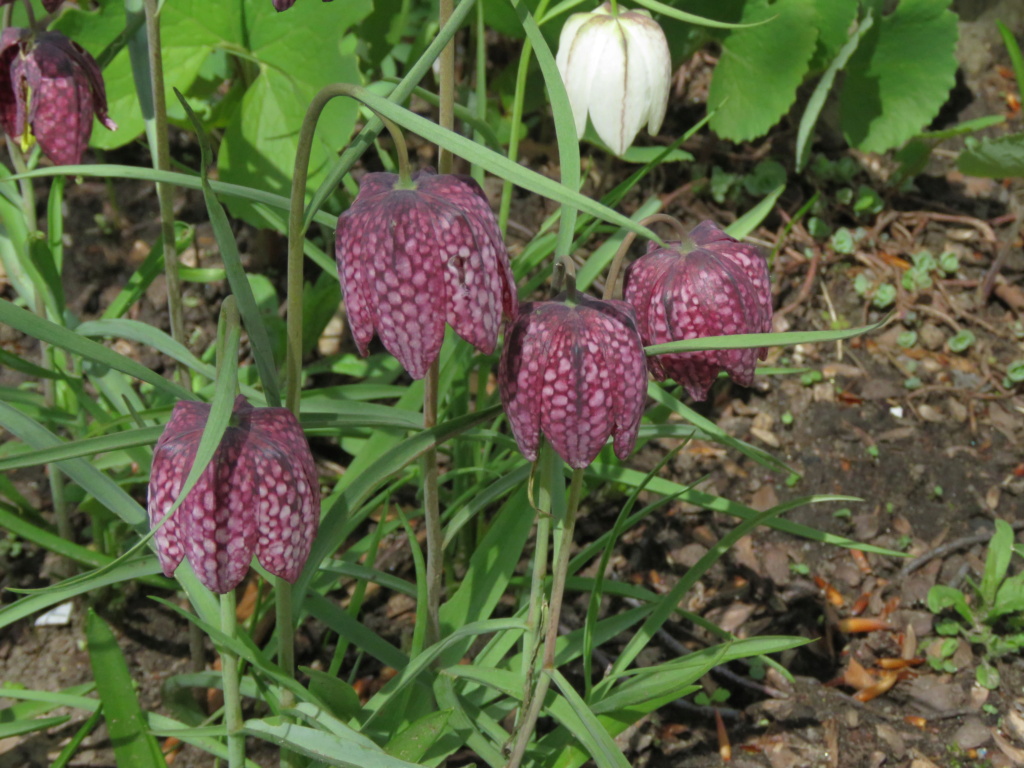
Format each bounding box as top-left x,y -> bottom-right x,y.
499,294 -> 647,469
148,396 -> 320,594
0,28 -> 116,166
624,221 -> 772,401
336,169 -> 517,379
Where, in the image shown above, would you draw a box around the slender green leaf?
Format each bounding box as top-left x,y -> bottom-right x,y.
85,610 -> 168,767
644,318 -> 886,355
549,669 -> 631,768
243,719 -> 424,768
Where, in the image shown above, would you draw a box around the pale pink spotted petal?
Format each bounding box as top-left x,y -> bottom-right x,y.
499,295 -> 647,469
689,221 -> 772,334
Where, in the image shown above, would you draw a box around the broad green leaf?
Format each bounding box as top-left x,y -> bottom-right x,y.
708,0 -> 817,142
53,0 -> 240,150
958,132 -> 1024,178
840,0 -> 958,153
927,585 -> 974,624
218,0 -> 371,226
85,610 -> 168,767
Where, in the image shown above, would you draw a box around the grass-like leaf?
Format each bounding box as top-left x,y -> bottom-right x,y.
85,610 -> 168,768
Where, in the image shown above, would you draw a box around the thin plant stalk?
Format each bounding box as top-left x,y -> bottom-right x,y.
282,83 -> 412,761
423,359 -> 443,646
419,0 -> 458,647
506,468 -> 584,768
513,446 -> 553,738
141,0 -> 186,371
220,589 -> 245,768
602,213 -> 691,300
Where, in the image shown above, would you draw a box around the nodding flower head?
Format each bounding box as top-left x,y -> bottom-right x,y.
0,29 -> 116,166
148,396 -> 320,594
335,169 -> 517,379
555,2 -> 671,155
499,293 -> 647,469
624,221 -> 772,401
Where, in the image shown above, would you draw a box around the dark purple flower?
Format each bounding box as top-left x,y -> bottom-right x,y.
499,294 -> 647,469
335,169 -> 517,380
0,28 -> 116,166
148,396 -> 320,594
624,221 -> 772,401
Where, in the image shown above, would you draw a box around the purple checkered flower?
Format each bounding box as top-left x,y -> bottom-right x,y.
624,221 -> 772,401
0,29 -> 116,166
499,294 -> 647,469
148,396 -> 320,594
335,169 -> 517,380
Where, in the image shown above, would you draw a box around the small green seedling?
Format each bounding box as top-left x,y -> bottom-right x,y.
872,283 -> 896,309
948,329 -> 976,353
897,330 -> 918,348
927,519 -> 1024,663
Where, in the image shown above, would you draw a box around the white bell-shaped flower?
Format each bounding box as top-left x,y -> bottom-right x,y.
555,2 -> 671,156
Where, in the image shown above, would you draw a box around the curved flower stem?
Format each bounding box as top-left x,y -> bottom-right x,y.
422,358 -> 442,646
285,83 -> 413,414
602,213 -> 692,300
506,467 -> 585,768
220,590 -> 245,768
142,0 -> 186,377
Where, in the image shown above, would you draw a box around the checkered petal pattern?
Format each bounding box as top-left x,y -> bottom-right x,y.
0,30 -> 116,166
499,294 -> 647,469
147,396 -> 320,594
335,169 -> 516,379
624,222 -> 772,401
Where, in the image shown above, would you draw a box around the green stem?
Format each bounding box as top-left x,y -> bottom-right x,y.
220,590 -> 245,768
507,467 -> 584,768
285,84 -> 412,414
423,359 -> 443,646
275,576 -> 297,768
514,448 -> 552,739
142,0 -> 187,376
437,0 -> 455,174
602,213 -> 691,300
470,0 -> 487,185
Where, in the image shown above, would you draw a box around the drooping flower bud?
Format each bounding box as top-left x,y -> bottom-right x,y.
148,396 -> 320,594
499,294 -> 647,469
0,29 -> 117,166
624,221 -> 773,401
336,169 -> 517,380
555,2 -> 671,155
